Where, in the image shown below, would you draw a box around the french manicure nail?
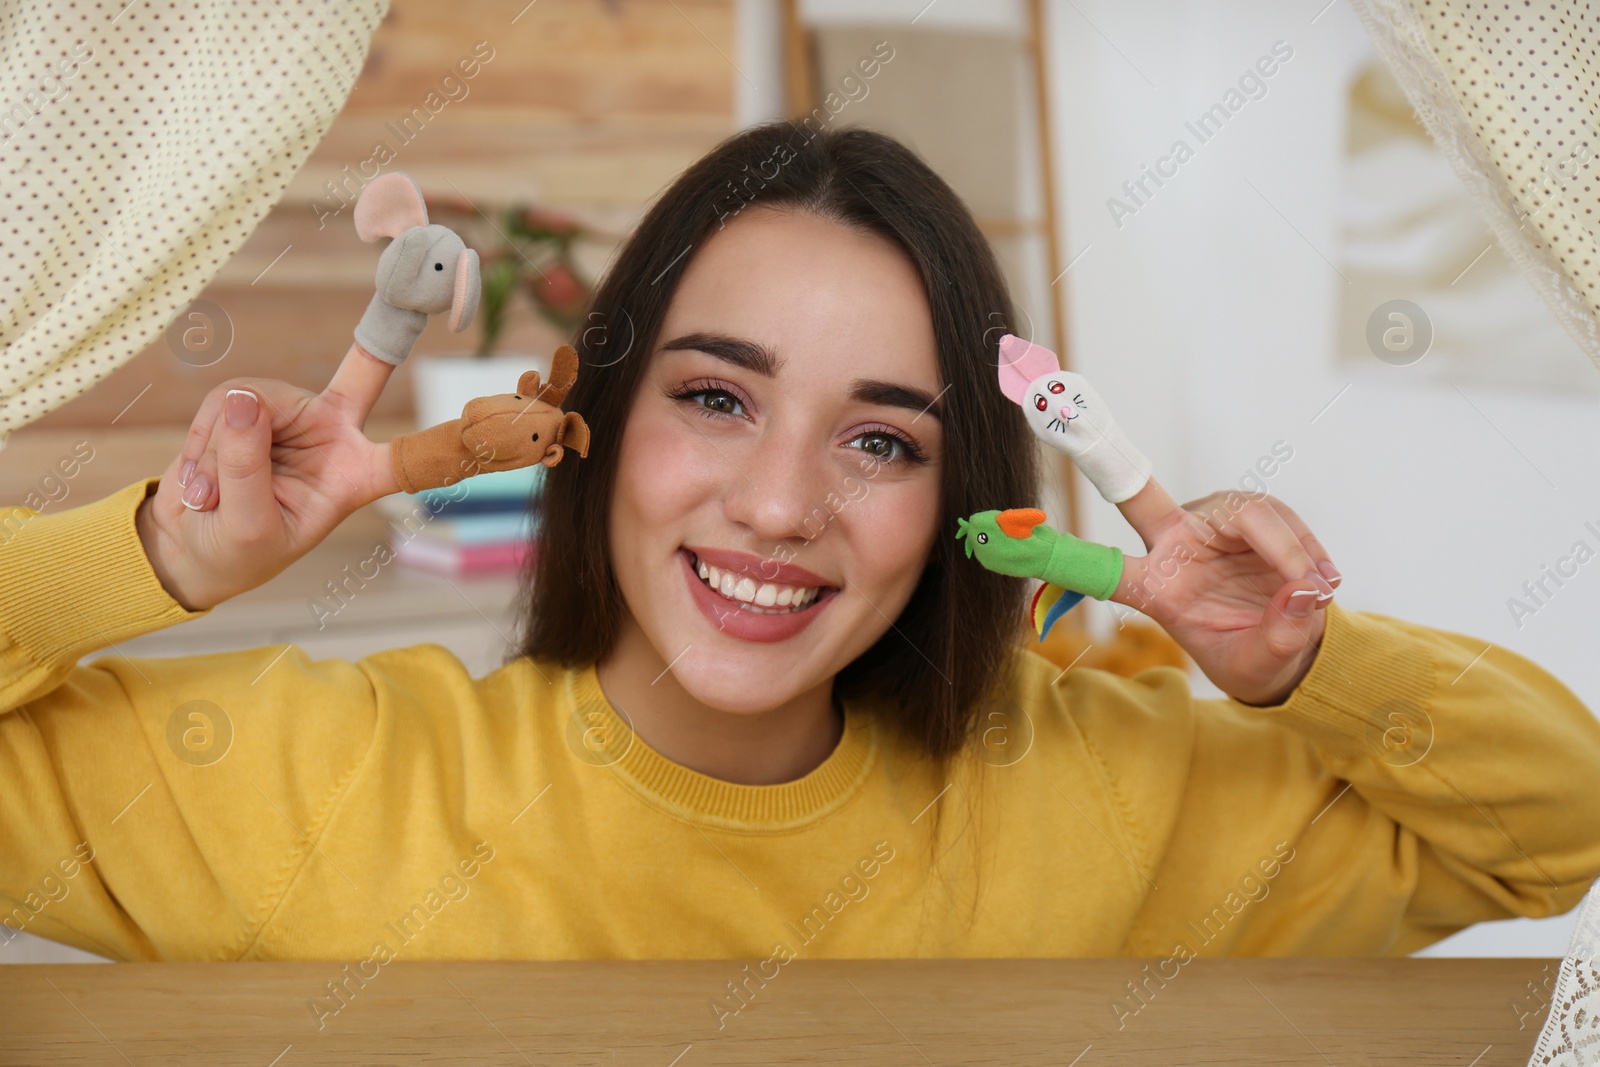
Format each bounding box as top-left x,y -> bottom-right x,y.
179,459 -> 195,487
1287,589 -> 1317,617
1317,559 -> 1342,586
225,388 -> 257,428
1305,568 -> 1335,600
181,474 -> 208,510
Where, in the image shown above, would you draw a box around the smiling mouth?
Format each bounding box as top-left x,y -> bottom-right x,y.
687,550 -> 837,615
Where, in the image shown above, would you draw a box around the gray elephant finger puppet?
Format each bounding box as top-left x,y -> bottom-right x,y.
350,171 -> 593,494
352,172 -> 480,366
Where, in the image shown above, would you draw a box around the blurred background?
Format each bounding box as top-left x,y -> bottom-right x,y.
2,0 -> 1597,963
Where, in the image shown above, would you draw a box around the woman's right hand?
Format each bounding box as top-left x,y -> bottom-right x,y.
135,343 -> 406,611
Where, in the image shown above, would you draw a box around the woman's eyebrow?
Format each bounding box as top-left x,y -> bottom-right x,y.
660,333 -> 783,376
850,379 -> 944,423
660,332 -> 944,423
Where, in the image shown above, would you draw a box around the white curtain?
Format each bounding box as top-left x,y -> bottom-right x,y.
0,0 -> 388,446
1349,0 -> 1600,375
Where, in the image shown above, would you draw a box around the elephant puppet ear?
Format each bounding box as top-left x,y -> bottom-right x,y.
354,172 -> 429,242
996,333 -> 1062,406
448,248 -> 480,332
996,507 -> 1048,539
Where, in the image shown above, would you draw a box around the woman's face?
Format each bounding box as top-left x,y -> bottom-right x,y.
608,206 -> 945,714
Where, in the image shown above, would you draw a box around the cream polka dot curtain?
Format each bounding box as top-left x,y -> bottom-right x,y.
1350,0 -> 1600,375
0,0 -> 388,447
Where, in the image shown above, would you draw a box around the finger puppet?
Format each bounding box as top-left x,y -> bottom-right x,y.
955,508 -> 1123,640
995,333 -> 1151,504
351,172 -> 481,367
389,343 -> 592,493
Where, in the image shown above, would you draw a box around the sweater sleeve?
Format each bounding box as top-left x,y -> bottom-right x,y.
1060,599 -> 1600,956
0,479 -> 380,961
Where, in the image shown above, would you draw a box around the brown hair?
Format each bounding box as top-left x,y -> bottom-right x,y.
511,121 -> 1040,761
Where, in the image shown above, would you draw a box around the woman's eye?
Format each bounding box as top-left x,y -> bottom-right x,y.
855,432 -> 900,460
693,389 -> 743,416
849,429 -> 924,464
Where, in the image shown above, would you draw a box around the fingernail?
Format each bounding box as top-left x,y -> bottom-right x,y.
225,388 -> 257,428
1287,589 -> 1317,617
179,459 -> 195,487
1305,568 -> 1335,601
181,474 -> 209,510
1317,559 -> 1342,586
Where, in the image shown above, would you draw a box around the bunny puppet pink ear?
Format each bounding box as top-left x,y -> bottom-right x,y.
447,248 -> 481,333
354,173 -> 429,242
996,333 -> 1063,405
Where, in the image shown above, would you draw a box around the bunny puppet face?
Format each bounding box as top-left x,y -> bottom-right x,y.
993,333 -> 1152,504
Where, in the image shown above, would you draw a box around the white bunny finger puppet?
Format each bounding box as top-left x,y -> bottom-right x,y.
995,333 -> 1152,504
351,172 -> 482,367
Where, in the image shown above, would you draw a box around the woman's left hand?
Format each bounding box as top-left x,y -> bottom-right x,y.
1107,477 -> 1341,706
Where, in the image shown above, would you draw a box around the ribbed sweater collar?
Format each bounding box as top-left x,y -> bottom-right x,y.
565,661 -> 877,831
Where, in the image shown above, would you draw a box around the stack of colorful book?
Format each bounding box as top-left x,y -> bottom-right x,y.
376,465 -> 544,576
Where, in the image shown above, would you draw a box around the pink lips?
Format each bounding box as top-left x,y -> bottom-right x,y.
679,548 -> 836,644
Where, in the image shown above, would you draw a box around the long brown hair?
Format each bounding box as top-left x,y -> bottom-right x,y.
512,121 -> 1040,761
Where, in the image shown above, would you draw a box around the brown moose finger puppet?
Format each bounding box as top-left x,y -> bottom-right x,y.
389,343 -> 593,494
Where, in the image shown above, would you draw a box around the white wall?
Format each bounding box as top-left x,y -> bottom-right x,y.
1042,0 -> 1600,957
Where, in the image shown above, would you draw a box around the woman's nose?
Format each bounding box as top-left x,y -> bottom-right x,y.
721,429 -> 839,544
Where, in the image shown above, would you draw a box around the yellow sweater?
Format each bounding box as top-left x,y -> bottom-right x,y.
4,478 -> 1600,988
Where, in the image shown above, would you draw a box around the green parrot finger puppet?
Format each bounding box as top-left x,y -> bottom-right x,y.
955,507 -> 1123,640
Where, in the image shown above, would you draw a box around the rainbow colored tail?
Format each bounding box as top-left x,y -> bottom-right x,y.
1030,582 -> 1084,640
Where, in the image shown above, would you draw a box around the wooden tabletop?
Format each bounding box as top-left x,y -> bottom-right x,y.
0,958 -> 1557,1065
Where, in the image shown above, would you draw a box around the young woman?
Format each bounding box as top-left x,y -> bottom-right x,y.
3,125 -> 1598,989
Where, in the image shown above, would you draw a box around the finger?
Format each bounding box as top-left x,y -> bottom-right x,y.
1108,547 -> 1192,617
151,440 -> 201,519
1260,495 -> 1341,589
1223,498 -> 1335,598
322,341 -> 397,428
177,377 -> 309,499
1257,571 -> 1329,661
1112,474 -> 1184,549
212,387 -> 281,534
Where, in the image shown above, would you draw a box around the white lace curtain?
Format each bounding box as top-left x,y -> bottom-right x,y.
1350,0 -> 1600,375
0,0 -> 388,447
1346,3 -> 1600,1060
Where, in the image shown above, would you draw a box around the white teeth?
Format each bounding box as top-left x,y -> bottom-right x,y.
691,553 -> 823,612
